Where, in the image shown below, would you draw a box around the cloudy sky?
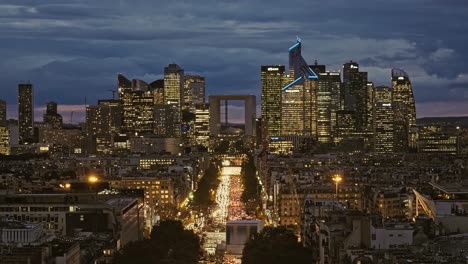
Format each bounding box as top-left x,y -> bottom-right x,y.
1,0 -> 468,122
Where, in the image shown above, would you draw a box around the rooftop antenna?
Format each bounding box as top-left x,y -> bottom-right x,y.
108,90 -> 117,100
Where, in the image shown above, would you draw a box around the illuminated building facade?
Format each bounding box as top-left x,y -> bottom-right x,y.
261,65 -> 285,137
0,99 -> 7,155
334,110 -> 356,143
43,101 -> 63,129
110,178 -> 174,204
164,64 -> 184,136
18,83 -> 34,144
281,79 -> 315,136
281,37 -> 318,138
316,71 -> 341,143
183,75 -> 205,112
0,126 -> 9,155
98,99 -> 122,134
153,104 -> 178,137
194,103 -> 210,147
39,127 -> 83,155
118,75 -> 156,134
86,105 -> 114,154
392,68 -> 416,152
417,126 -> 459,154
373,86 -> 394,153
138,157 -> 176,170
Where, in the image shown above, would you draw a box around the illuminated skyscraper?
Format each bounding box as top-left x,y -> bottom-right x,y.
366,82 -> 374,133
281,37 -> 318,137
194,103 -> 210,148
164,64 -> 184,137
149,79 -> 165,105
392,68 -> 416,152
43,101 -> 63,129
261,65 -> 285,137
0,126 -> 9,155
281,78 -> 315,136
0,99 -> 8,154
118,74 -> 156,134
153,104 -> 178,137
18,83 -> 34,144
86,104 -> 114,154
98,99 -> 122,134
373,86 -> 394,153
342,61 -> 371,131
316,70 -> 341,143
183,75 -> 205,112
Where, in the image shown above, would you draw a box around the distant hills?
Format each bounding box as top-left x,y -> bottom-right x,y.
417,116 -> 468,126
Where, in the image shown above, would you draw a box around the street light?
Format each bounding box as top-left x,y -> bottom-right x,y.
332,175 -> 343,200
88,175 -> 99,183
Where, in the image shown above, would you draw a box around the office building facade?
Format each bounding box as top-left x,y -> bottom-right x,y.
183,75 -> 205,112
373,86 -> 394,153
43,101 -> 63,129
18,83 -> 34,144
261,65 -> 285,137
392,68 -> 416,152
164,64 -> 184,136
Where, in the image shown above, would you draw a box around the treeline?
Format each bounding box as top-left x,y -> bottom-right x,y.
114,220 -> 202,264
242,226 -> 314,264
241,155 -> 261,214
192,162 -> 220,210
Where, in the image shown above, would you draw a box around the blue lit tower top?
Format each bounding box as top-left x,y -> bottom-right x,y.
284,36 -> 318,91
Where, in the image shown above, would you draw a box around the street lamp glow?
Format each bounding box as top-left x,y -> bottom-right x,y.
332,174 -> 343,200
88,175 -> 99,183
332,175 -> 342,183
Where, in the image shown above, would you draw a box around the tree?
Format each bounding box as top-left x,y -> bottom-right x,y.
241,155 -> 261,214
193,163 -> 220,210
114,220 -> 202,264
242,226 -> 314,264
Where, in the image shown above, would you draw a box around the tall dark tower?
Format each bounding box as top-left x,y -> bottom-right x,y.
342,61 -> 370,131
44,101 -> 63,129
18,83 -> 34,144
0,99 -> 6,126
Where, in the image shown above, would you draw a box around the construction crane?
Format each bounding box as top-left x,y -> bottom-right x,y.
108,90 -> 117,99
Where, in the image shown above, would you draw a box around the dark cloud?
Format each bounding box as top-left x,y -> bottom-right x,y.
0,0 -> 467,119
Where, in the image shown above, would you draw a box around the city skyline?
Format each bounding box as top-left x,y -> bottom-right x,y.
1,0 -> 468,122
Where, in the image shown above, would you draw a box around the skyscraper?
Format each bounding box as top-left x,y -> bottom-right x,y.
261,65 -> 285,137
392,68 -> 416,152
316,70 -> 341,143
86,105 -> 113,154
0,99 -> 6,126
0,100 -> 8,155
281,37 -> 318,137
164,64 -> 184,137
373,86 -> 394,153
342,61 -> 370,131
281,78 -> 315,136
118,74 -> 156,134
18,83 -> 34,144
183,75 -> 205,112
98,99 -> 123,134
193,103 -> 210,148
43,101 -> 63,129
